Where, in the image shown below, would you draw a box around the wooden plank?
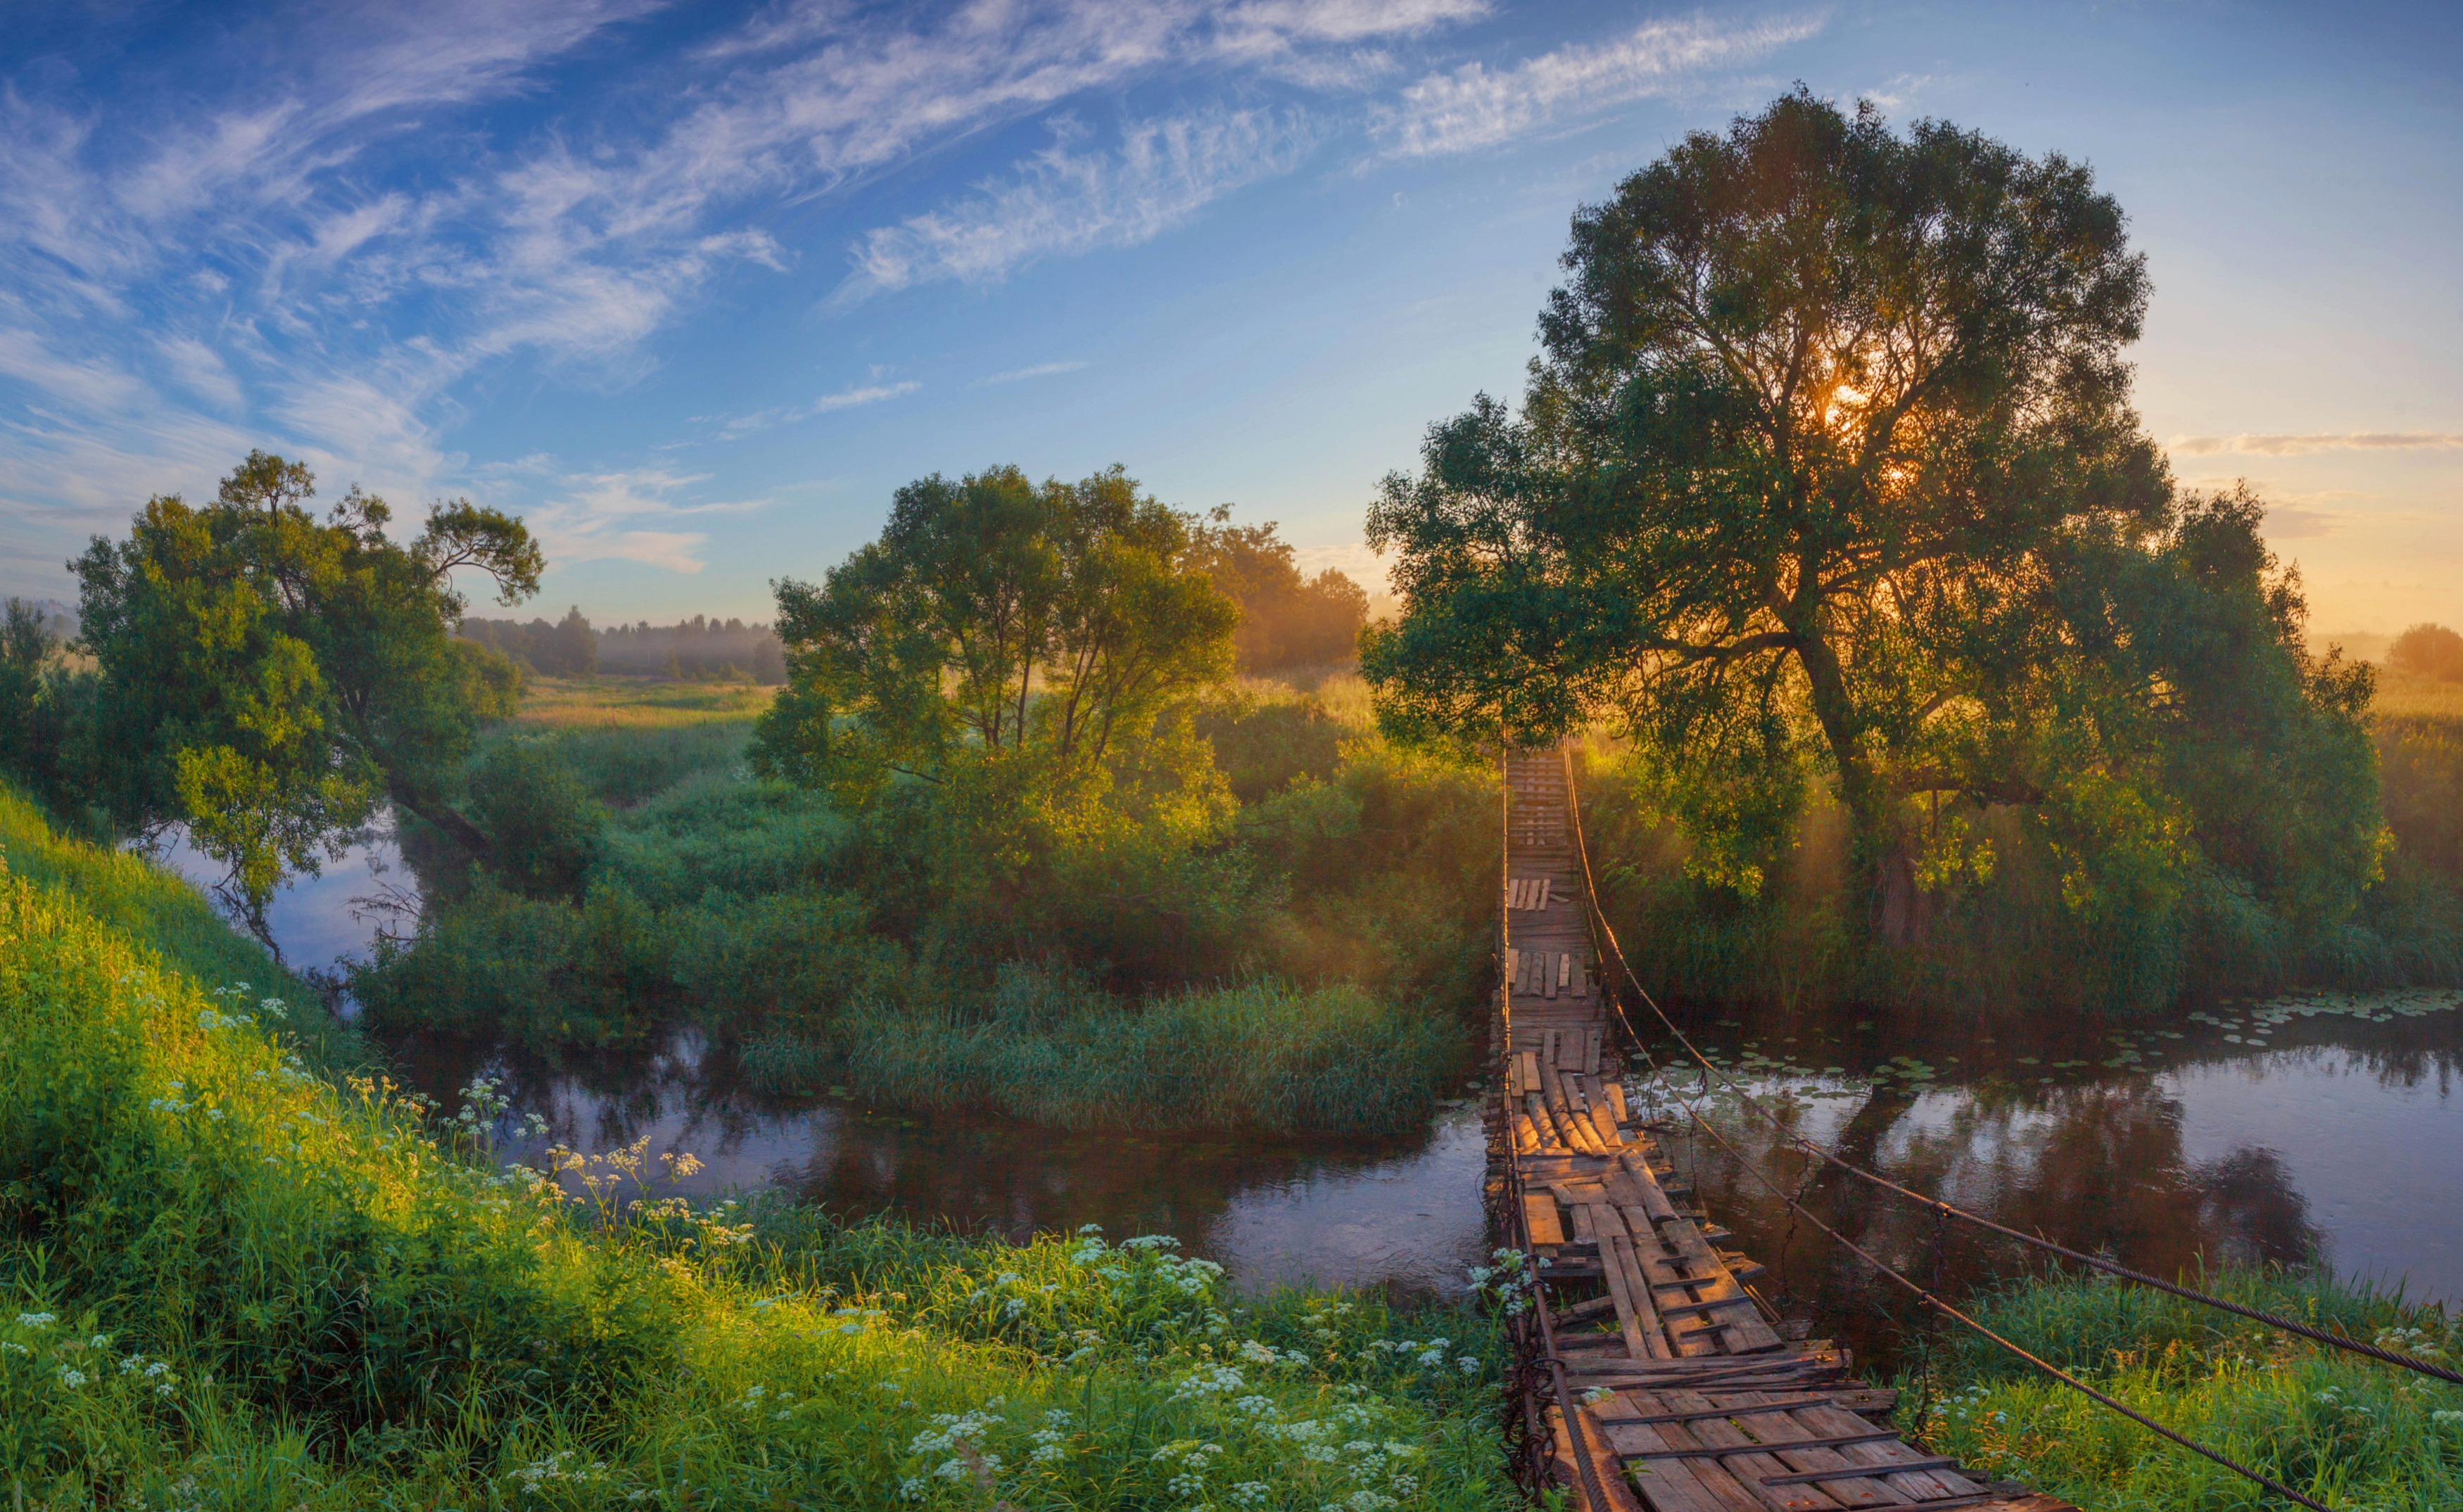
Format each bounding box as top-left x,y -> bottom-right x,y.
1689,1398 -> 1906,1509
1541,1059 -> 1604,1155
1595,1397 -> 1845,1428
1586,1028 -> 1603,1074
1590,1215 -> 1660,1362
1598,1390 -> 1813,1512
1651,1390 -> 1842,1511
1550,1406 -> 1650,1512
1524,1191 -> 1566,1245
1559,952 -> 1575,991
1612,1154 -> 1682,1224
1591,1392 -> 1767,1512
1540,877 -> 1553,909
1607,1081 -> 1629,1124
1545,954 -> 1560,999
1783,1402 -> 1989,1504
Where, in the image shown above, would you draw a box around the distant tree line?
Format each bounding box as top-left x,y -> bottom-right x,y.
457,610 -> 790,683
599,616 -> 787,682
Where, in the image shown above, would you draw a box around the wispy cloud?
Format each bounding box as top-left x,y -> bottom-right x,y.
2265,507 -> 2341,538
1860,72 -> 1932,111
716,380 -> 921,439
835,109 -> 1312,302
976,360 -> 1092,386
528,466 -> 778,573
2168,432 -> 2463,456
1372,13 -> 1825,157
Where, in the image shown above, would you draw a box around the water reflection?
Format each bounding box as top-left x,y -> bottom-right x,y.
1638,1001 -> 2462,1371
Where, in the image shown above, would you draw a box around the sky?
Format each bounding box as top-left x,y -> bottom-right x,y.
2,0 -> 2457,637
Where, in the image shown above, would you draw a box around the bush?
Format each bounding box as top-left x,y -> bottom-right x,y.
1196,694 -> 1350,802
669,884 -> 906,1029
467,737 -> 605,898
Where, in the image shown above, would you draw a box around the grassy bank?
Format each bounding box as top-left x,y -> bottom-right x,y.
0,789 -> 1512,1507
1901,1267 -> 2462,1508
360,674 -> 1495,1134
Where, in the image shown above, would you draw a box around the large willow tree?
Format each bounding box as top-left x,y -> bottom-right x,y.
72,452 -> 538,928
1365,91 -> 2379,949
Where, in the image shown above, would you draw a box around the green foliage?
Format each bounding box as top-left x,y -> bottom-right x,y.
467,736 -> 607,898
2377,716 -> 2463,896
0,782 -> 362,1073
0,818 -> 1513,1505
68,451 -> 540,920
354,671 -> 1495,1131
668,884 -> 906,1030
0,599 -> 96,815
1905,1266 -> 2462,1509
1194,690 -> 1351,803
749,464 -> 1236,804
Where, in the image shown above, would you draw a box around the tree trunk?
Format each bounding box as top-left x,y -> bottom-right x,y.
1873,844 -> 1931,947
1796,630 -> 1927,945
387,781 -> 494,861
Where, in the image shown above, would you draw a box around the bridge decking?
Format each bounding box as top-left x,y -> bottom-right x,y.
1502,747 -> 2072,1512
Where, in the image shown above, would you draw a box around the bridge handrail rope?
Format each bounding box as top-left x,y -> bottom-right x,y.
1550,747 -> 2353,1512
1493,751 -> 1620,1512
1553,746 -> 2463,1389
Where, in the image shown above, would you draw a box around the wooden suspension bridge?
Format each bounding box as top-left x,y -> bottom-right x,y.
1493,747 -> 2074,1512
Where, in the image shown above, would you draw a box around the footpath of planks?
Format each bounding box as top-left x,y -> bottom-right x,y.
1500,748 -> 2072,1512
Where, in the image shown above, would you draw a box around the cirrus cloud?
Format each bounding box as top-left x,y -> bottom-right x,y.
2167,432 -> 2463,456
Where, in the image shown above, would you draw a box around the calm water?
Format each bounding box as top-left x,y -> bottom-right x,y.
153,820 -> 2463,1331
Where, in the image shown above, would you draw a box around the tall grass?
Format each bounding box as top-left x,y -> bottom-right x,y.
815,967 -> 1464,1133
513,675 -> 777,730
0,792 -> 1515,1507
1903,1266 -> 2463,1508
0,782 -> 364,1071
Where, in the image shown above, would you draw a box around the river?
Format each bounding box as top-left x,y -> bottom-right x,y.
153,816 -> 2462,1341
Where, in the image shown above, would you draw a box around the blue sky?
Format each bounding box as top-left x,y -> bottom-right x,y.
4,0 -> 2457,636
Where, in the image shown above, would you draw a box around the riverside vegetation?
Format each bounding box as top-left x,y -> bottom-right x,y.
0,782 -> 1514,1507
338,464 -> 1486,1137
1903,1266 -> 2463,1509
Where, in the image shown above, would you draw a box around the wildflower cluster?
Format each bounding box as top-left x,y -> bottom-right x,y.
1464,1247 -> 1531,1316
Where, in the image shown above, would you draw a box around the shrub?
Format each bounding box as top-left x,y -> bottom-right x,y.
467,736 -> 605,898
669,884 -> 906,1029
837,967 -> 1464,1133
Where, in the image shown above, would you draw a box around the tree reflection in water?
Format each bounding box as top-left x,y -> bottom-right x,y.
1669,1078 -> 2319,1374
